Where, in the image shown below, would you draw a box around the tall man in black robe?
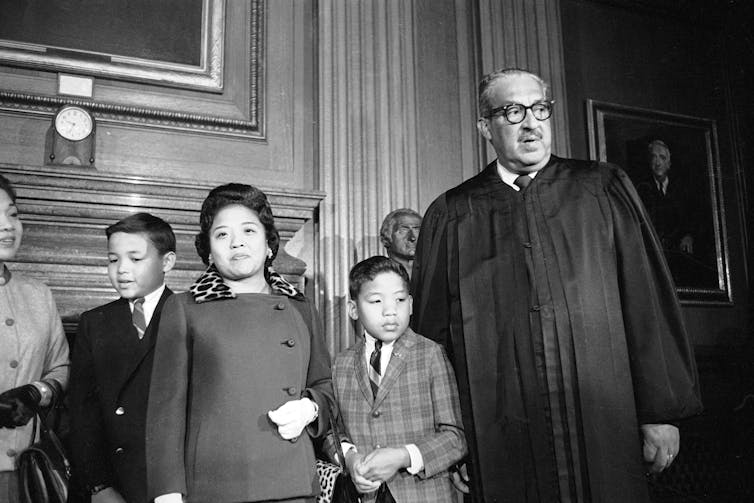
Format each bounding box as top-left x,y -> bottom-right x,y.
410,68 -> 702,503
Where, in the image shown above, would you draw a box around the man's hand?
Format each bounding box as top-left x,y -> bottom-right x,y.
450,463 -> 470,493
0,384 -> 41,428
358,447 -> 410,482
92,487 -> 127,503
641,423 -> 680,474
267,398 -> 317,440
345,449 -> 381,494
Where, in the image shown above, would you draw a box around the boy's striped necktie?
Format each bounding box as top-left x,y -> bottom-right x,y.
369,340 -> 382,398
133,298 -> 147,339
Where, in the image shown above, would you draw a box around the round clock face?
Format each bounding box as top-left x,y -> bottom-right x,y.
54,106 -> 93,141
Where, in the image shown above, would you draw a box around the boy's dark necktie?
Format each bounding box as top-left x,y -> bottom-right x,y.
133,298 -> 147,339
369,340 -> 383,398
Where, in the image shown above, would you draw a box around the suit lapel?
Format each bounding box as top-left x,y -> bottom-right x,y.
353,336 -> 374,404
372,329 -> 417,408
120,288 -> 173,385
99,299 -> 138,391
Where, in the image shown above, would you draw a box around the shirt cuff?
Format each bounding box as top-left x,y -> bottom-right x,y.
341,441 -> 356,458
405,444 -> 424,474
155,493 -> 183,503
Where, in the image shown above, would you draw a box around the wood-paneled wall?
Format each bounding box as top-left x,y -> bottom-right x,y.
2,163 -> 321,334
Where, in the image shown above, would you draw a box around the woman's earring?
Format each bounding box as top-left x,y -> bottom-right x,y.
266,248 -> 273,259
208,254 -> 214,265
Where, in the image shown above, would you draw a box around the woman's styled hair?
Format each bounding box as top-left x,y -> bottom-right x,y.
0,174 -> 17,203
194,183 -> 280,271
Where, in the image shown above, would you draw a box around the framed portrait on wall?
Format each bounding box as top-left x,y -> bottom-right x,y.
0,0 -> 225,92
587,99 -> 731,305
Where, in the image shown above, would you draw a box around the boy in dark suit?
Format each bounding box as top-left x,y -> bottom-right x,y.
69,213 -> 176,503
333,256 -> 467,503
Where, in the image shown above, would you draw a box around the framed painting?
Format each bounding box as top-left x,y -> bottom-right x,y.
0,0 -> 225,92
587,99 -> 730,304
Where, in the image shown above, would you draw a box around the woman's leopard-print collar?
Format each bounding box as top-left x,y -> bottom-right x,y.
189,264 -> 303,304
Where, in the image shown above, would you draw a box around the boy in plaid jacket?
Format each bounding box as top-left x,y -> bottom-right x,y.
333,256 -> 467,502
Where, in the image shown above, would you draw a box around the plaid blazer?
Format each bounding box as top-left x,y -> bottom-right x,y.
333,328 -> 467,503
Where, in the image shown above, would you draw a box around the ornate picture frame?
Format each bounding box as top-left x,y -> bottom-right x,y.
587,99 -> 731,305
0,0 -> 225,92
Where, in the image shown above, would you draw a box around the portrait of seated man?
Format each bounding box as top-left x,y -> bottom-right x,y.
636,139 -> 694,253
635,139 -> 715,287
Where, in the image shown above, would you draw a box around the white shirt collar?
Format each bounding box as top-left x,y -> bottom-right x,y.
129,284 -> 166,327
656,177 -> 669,193
364,332 -> 395,376
496,161 -> 539,191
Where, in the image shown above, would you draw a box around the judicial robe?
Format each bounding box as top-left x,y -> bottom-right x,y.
411,156 -> 702,503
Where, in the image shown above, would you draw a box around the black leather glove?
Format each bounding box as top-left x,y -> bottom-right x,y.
0,384 -> 42,428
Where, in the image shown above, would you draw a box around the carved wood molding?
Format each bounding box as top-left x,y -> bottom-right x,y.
0,0 -> 264,137
0,163 -> 324,330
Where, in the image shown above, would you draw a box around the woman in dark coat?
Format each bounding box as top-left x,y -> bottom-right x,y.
146,183 -> 334,503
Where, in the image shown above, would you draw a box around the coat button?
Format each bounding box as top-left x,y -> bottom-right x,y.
286,387 -> 297,396
115,407 -> 125,415
6,449 -> 16,457
275,302 -> 286,310
372,410 -> 381,418
9,360 -> 18,368
5,318 -> 13,326
114,447 -> 124,455
285,339 -> 296,347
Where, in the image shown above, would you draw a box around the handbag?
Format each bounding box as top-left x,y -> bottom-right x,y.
16,412 -> 71,503
316,412 -> 361,503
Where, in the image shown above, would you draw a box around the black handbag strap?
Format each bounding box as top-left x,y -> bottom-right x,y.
326,409 -> 347,469
26,412 -> 71,477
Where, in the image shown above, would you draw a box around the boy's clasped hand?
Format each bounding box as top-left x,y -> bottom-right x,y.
345,446 -> 410,493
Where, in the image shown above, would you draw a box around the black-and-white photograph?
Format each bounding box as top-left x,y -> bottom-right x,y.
0,1 -> 751,503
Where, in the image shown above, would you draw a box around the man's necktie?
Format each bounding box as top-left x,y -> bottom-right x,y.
514,174 -> 532,190
133,298 -> 147,339
368,340 -> 383,398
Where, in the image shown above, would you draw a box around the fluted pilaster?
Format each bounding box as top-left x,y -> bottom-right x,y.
318,1 -> 420,355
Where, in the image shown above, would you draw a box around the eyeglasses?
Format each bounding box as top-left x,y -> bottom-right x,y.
485,100 -> 555,124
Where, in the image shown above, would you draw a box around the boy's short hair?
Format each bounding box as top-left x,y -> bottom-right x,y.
106,212 -> 176,255
349,255 -> 410,299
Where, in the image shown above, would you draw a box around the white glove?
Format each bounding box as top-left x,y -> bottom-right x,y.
268,397 -> 318,440
154,493 -> 183,503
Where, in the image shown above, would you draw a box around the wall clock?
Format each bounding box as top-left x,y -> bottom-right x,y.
46,105 -> 96,166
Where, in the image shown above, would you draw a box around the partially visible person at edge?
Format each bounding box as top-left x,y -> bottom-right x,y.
69,212 -> 176,503
410,68 -> 702,503
146,183 -> 335,503
379,208 -> 422,281
0,173 -> 69,503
